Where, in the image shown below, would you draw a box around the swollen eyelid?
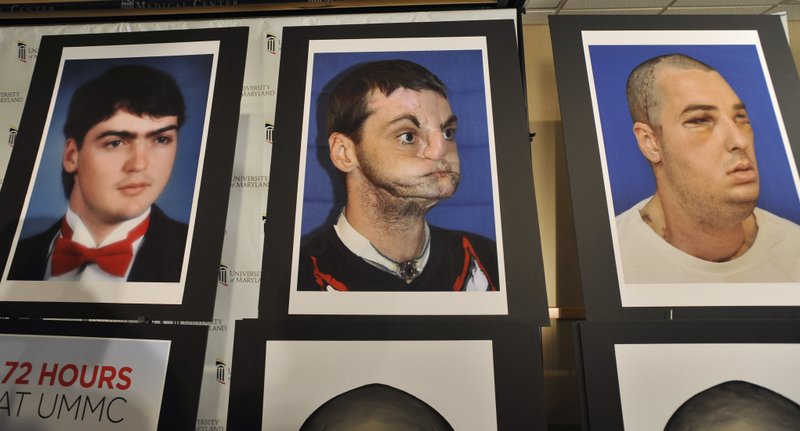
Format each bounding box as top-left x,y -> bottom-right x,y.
686,116 -> 713,125
398,132 -> 416,144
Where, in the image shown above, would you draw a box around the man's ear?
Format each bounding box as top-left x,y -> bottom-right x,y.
63,139 -> 79,174
329,132 -> 358,173
633,122 -> 662,164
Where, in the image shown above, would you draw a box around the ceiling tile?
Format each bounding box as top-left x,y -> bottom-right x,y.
521,9 -> 555,24
663,5 -> 775,14
771,4 -> 800,19
562,0 -> 671,9
523,0 -> 562,8
672,0 -> 780,6
523,0 -> 800,21
559,7 -> 663,14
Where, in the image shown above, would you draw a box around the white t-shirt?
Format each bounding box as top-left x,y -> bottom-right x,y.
615,198 -> 800,283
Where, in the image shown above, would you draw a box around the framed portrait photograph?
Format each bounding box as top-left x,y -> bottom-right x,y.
227,317 -> 546,430
261,17 -> 547,320
0,28 -> 248,320
550,15 -> 800,320
0,318 -> 208,431
575,320 -> 800,430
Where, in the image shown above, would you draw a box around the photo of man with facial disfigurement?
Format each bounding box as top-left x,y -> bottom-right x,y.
297,59 -> 499,292
664,380 -> 800,431
8,64 -> 189,282
616,53 -> 800,283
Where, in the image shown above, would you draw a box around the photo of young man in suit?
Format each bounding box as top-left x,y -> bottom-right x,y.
8,64 -> 188,282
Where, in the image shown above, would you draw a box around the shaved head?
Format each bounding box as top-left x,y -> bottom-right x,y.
626,53 -> 715,132
664,380 -> 800,431
300,383 -> 454,431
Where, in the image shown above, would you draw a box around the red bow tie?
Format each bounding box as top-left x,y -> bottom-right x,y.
50,216 -> 150,277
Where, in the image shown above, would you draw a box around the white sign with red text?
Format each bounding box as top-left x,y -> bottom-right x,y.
0,334 -> 170,430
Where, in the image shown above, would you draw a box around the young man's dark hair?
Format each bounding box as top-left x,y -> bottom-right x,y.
61,64 -> 186,198
326,59 -> 448,144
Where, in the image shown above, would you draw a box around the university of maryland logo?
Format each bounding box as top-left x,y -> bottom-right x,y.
17,42 -> 26,62
265,33 -> 278,55
17,41 -> 38,62
215,359 -> 227,384
265,122 -> 274,144
218,263 -> 229,286
8,127 -> 17,147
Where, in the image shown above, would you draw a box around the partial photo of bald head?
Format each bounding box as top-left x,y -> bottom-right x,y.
664,380 -> 800,431
615,53 -> 800,283
300,383 -> 454,431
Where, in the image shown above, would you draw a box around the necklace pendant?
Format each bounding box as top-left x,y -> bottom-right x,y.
398,260 -> 420,284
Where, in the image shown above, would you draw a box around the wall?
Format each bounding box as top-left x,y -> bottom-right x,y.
522,23 -> 583,426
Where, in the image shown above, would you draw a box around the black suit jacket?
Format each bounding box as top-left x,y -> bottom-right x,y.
8,205 -> 188,282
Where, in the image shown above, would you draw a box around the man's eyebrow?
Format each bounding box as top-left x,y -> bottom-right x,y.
680,102 -> 747,115
146,124 -> 179,138
680,104 -> 717,115
97,130 -> 135,140
387,114 -> 458,129
95,124 -> 179,140
388,114 -> 421,128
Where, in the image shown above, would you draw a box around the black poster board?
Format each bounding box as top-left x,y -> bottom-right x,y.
261,18 -> 546,321
228,317 -> 546,430
0,27 -> 248,321
575,320 -> 800,430
550,15 -> 800,320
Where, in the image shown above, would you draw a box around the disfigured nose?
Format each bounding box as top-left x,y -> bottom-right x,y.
422,131 -> 450,161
